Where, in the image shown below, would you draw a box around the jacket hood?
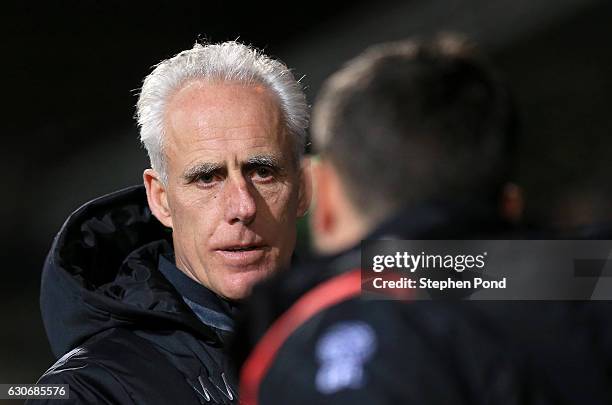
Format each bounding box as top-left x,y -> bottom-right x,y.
41,185 -> 217,358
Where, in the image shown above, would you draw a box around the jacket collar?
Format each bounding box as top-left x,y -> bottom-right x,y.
158,254 -> 241,332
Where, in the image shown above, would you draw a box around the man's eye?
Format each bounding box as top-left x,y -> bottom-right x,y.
255,167 -> 272,178
197,173 -> 217,184
249,164 -> 278,184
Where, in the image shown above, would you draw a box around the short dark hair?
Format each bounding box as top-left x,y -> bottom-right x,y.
312,33 -> 517,219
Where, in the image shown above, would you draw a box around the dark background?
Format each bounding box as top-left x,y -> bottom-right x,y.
2,0 -> 612,390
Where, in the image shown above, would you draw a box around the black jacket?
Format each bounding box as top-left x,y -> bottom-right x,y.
235,205 -> 612,404
30,186 -> 238,404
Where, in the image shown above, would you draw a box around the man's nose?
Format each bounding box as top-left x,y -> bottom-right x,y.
224,176 -> 257,225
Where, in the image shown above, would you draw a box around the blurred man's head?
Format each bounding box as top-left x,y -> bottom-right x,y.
310,34 -> 518,253
136,42 -> 311,300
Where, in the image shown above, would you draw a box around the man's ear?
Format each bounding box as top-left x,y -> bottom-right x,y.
143,169 -> 173,228
310,159 -> 368,254
499,182 -> 524,224
297,157 -> 313,218
309,160 -> 335,239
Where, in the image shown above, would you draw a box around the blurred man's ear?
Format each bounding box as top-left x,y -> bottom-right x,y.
310,159 -> 379,254
500,182 -> 524,224
309,159 -> 367,254
309,160 -> 333,246
143,169 -> 173,228
297,157 -> 313,218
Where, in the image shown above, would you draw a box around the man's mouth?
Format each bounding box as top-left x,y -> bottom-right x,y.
223,245 -> 260,252
215,243 -> 268,266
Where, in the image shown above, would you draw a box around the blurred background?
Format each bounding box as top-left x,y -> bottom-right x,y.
2,0 -> 612,391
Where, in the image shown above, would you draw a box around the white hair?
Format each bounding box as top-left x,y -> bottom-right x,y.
136,41 -> 309,183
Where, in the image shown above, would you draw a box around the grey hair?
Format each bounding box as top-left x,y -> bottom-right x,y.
136,41 -> 309,183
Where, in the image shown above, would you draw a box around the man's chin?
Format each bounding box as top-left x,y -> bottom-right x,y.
215,266 -> 277,301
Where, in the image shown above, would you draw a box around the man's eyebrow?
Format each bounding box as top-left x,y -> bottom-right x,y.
182,162 -> 225,183
244,155 -> 283,169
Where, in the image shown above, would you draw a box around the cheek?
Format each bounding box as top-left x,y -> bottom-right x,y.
256,185 -> 300,250
167,189 -> 218,239
258,183 -> 299,221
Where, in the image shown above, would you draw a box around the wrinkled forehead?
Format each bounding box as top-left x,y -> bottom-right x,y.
167,80 -> 278,127
163,80 -> 295,166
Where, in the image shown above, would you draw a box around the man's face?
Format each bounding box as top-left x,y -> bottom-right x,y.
148,80 -> 308,300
